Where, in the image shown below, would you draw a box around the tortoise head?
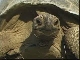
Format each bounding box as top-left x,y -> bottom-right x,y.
33,11 -> 60,36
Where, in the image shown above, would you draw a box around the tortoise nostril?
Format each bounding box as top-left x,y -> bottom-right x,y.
54,20 -> 58,25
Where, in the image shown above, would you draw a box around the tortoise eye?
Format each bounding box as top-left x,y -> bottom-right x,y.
36,19 -> 42,25
40,15 -> 43,19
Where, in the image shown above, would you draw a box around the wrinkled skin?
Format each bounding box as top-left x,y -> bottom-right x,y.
33,11 -> 60,37
23,11 -> 64,59
33,11 -> 63,46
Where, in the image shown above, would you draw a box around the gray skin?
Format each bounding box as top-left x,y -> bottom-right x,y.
33,11 -> 61,39
28,11 -> 64,59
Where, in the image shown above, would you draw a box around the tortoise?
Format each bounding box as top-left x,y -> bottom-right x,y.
32,11 -> 79,59
0,0 -> 79,59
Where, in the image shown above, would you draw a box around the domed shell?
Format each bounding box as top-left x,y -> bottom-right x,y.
0,0 -> 79,15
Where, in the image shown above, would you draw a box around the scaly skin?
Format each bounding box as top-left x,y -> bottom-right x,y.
64,25 -> 79,59
0,14 -> 32,58
23,11 -> 64,59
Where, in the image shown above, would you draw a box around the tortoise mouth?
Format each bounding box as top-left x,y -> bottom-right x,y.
34,29 -> 57,36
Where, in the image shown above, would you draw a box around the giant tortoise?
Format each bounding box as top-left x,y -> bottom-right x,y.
0,0 -> 79,59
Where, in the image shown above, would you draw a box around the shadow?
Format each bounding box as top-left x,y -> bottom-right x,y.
20,30 -> 56,59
